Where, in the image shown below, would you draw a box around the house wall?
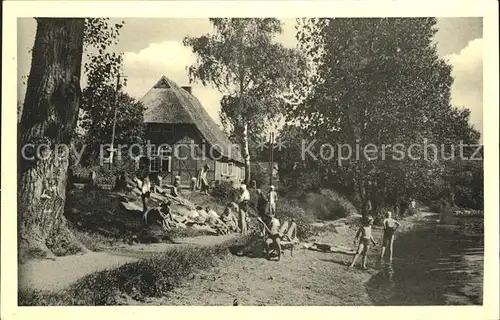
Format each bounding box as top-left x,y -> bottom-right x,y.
144,123 -> 244,187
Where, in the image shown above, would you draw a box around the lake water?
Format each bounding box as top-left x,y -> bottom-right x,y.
366,214 -> 484,305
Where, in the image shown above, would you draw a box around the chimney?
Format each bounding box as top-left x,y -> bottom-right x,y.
181,86 -> 192,94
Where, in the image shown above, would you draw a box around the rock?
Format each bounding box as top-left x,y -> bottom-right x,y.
311,222 -> 326,228
121,201 -> 142,212
186,210 -> 200,219
207,209 -> 219,219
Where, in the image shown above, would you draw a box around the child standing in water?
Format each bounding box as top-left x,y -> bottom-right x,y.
380,211 -> 401,262
350,216 -> 377,270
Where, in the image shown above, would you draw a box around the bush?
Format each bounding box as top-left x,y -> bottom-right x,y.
298,189 -> 356,221
19,237 -> 244,306
211,181 -> 239,203
275,199 -> 315,239
71,158 -> 138,187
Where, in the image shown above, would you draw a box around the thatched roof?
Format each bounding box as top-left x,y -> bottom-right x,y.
139,76 -> 244,163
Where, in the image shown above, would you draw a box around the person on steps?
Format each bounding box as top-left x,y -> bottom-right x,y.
140,175 -> 152,213
171,176 -> 181,197
200,164 -> 210,195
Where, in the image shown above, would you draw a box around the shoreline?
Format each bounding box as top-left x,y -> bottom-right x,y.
18,209 -> 484,306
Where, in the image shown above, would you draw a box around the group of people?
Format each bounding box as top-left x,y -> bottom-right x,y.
230,183 -> 282,238
349,211 -> 401,269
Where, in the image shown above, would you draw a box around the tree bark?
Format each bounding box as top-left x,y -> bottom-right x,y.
18,18 -> 86,259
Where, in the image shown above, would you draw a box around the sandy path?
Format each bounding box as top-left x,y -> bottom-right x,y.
156,247 -> 377,306
146,214 -> 433,306
146,226 -> 380,306
19,234 -> 238,292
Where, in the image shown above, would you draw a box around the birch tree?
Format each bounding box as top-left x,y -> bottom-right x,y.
184,18 -> 304,184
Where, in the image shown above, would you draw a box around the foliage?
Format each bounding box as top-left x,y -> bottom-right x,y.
275,199 -> 315,239
210,180 -> 240,203
83,18 -> 125,96
184,18 -> 307,183
285,18 -> 482,214
306,189 -> 357,219
78,84 -> 145,164
275,124 -> 324,191
250,162 -> 271,188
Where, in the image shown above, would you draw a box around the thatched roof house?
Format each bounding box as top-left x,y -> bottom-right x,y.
138,76 -> 245,186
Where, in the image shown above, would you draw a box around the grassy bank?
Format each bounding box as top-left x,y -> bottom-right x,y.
19,236 -> 248,306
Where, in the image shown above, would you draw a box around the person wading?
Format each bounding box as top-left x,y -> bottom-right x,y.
350,216 -> 377,270
380,211 -> 401,262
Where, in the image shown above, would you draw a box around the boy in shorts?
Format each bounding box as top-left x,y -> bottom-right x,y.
349,215 -> 377,270
380,211 -> 401,262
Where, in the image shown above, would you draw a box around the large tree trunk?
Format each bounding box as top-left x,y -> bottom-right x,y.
18,18 -> 86,259
242,123 -> 251,185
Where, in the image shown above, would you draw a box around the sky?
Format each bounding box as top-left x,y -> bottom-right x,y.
17,18 -> 483,138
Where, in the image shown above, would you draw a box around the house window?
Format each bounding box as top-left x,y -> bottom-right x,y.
160,158 -> 171,172
163,126 -> 173,133
158,146 -> 172,172
240,167 -> 245,180
150,126 -> 161,133
159,145 -> 171,158
148,145 -> 158,158
221,163 -> 233,176
150,157 -> 160,172
221,163 -> 228,176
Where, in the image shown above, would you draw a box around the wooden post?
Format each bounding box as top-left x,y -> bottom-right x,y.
269,132 -> 274,186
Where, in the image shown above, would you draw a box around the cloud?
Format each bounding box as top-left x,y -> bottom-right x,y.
122,40 -> 223,125
445,38 -> 483,137
121,22 -> 298,126
123,41 -> 195,97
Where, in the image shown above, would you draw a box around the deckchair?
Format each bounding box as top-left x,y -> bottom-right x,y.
257,217 -> 299,261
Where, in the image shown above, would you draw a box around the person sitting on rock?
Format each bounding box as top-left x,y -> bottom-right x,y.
143,201 -> 171,230
171,176 -> 181,197
221,205 -> 240,233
